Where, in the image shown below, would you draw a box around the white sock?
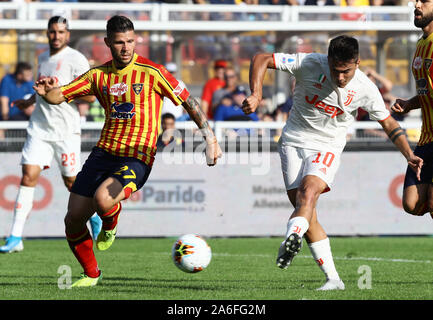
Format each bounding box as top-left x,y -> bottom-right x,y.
285,216 -> 309,239
308,237 -> 340,281
10,186 -> 35,238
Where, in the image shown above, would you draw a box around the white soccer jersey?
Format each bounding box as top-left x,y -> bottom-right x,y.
27,46 -> 90,141
273,52 -> 390,153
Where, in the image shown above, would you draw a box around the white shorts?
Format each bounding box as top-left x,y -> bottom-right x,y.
21,133 -> 81,177
278,143 -> 341,192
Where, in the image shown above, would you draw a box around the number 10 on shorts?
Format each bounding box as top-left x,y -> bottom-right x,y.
312,152 -> 335,167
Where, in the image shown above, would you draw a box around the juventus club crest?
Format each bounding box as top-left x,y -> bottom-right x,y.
344,90 -> 356,106
132,83 -> 143,95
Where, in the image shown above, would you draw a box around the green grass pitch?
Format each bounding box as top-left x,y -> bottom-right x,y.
0,237 -> 433,300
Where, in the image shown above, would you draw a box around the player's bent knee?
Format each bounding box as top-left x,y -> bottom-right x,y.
93,195 -> 116,215
402,202 -> 427,216
296,188 -> 320,208
20,174 -> 38,187
64,211 -> 87,229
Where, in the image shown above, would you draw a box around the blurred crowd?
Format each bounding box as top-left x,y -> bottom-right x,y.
0,0 -> 405,5
0,0 -> 411,26
0,56 -> 412,142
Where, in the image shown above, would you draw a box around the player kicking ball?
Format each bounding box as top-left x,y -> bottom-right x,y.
33,15 -> 222,287
242,35 -> 423,291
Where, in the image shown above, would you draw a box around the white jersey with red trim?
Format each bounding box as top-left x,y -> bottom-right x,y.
27,46 -> 90,141
273,52 -> 390,153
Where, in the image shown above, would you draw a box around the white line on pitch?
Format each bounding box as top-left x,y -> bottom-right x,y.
210,253 -> 433,264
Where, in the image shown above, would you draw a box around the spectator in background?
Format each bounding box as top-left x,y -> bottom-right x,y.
304,0 -> 335,5
0,62 -> 35,121
369,0 -> 392,20
356,68 -> 402,138
214,86 -> 259,137
214,86 -> 259,121
340,0 -> 367,21
259,0 -> 299,5
201,59 -> 227,120
364,67 -> 393,96
161,62 -> 185,119
39,0 -> 80,20
340,0 -> 369,5
156,112 -> 183,149
118,0 -> 152,21
357,67 -> 393,121
212,67 -> 240,111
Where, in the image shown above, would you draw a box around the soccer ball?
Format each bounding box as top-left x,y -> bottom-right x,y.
172,234 -> 212,273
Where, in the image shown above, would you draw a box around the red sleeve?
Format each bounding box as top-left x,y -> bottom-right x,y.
156,65 -> 189,105
201,80 -> 214,105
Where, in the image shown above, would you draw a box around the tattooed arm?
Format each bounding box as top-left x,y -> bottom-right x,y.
182,96 -> 215,142
182,96 -> 222,166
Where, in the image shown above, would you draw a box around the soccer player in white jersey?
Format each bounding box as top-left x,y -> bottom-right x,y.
0,16 -> 102,253
242,35 -> 423,291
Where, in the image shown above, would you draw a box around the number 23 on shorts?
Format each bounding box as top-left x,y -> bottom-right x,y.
62,153 -> 76,167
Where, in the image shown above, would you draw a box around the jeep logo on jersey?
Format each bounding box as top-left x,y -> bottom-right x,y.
109,83 -> 128,96
305,94 -> 344,118
110,102 -> 136,119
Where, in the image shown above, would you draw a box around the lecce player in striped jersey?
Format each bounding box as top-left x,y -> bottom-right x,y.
33,15 -> 222,287
392,0 -> 433,218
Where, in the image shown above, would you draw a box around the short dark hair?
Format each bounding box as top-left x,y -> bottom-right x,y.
106,15 -> 134,38
161,113 -> 176,122
328,35 -> 359,62
48,16 -> 69,30
14,62 -> 32,76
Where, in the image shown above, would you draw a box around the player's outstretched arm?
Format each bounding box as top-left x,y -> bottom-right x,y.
391,96 -> 420,115
33,77 -> 65,105
242,53 -> 275,115
182,96 -> 222,166
379,116 -> 423,180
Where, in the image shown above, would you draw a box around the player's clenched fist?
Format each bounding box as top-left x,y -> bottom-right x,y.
33,76 -> 58,96
391,98 -> 410,114
407,154 -> 423,182
205,137 -> 223,166
242,95 -> 260,115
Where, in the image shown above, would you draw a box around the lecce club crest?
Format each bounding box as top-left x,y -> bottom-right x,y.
132,83 -> 143,95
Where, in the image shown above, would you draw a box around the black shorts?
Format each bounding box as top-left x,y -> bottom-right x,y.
71,147 -> 152,198
404,141 -> 433,188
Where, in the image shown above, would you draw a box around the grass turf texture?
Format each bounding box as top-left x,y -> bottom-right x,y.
0,237 -> 433,300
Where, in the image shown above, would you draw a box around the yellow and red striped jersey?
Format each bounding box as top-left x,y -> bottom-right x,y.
412,33 -> 433,146
61,53 -> 189,166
